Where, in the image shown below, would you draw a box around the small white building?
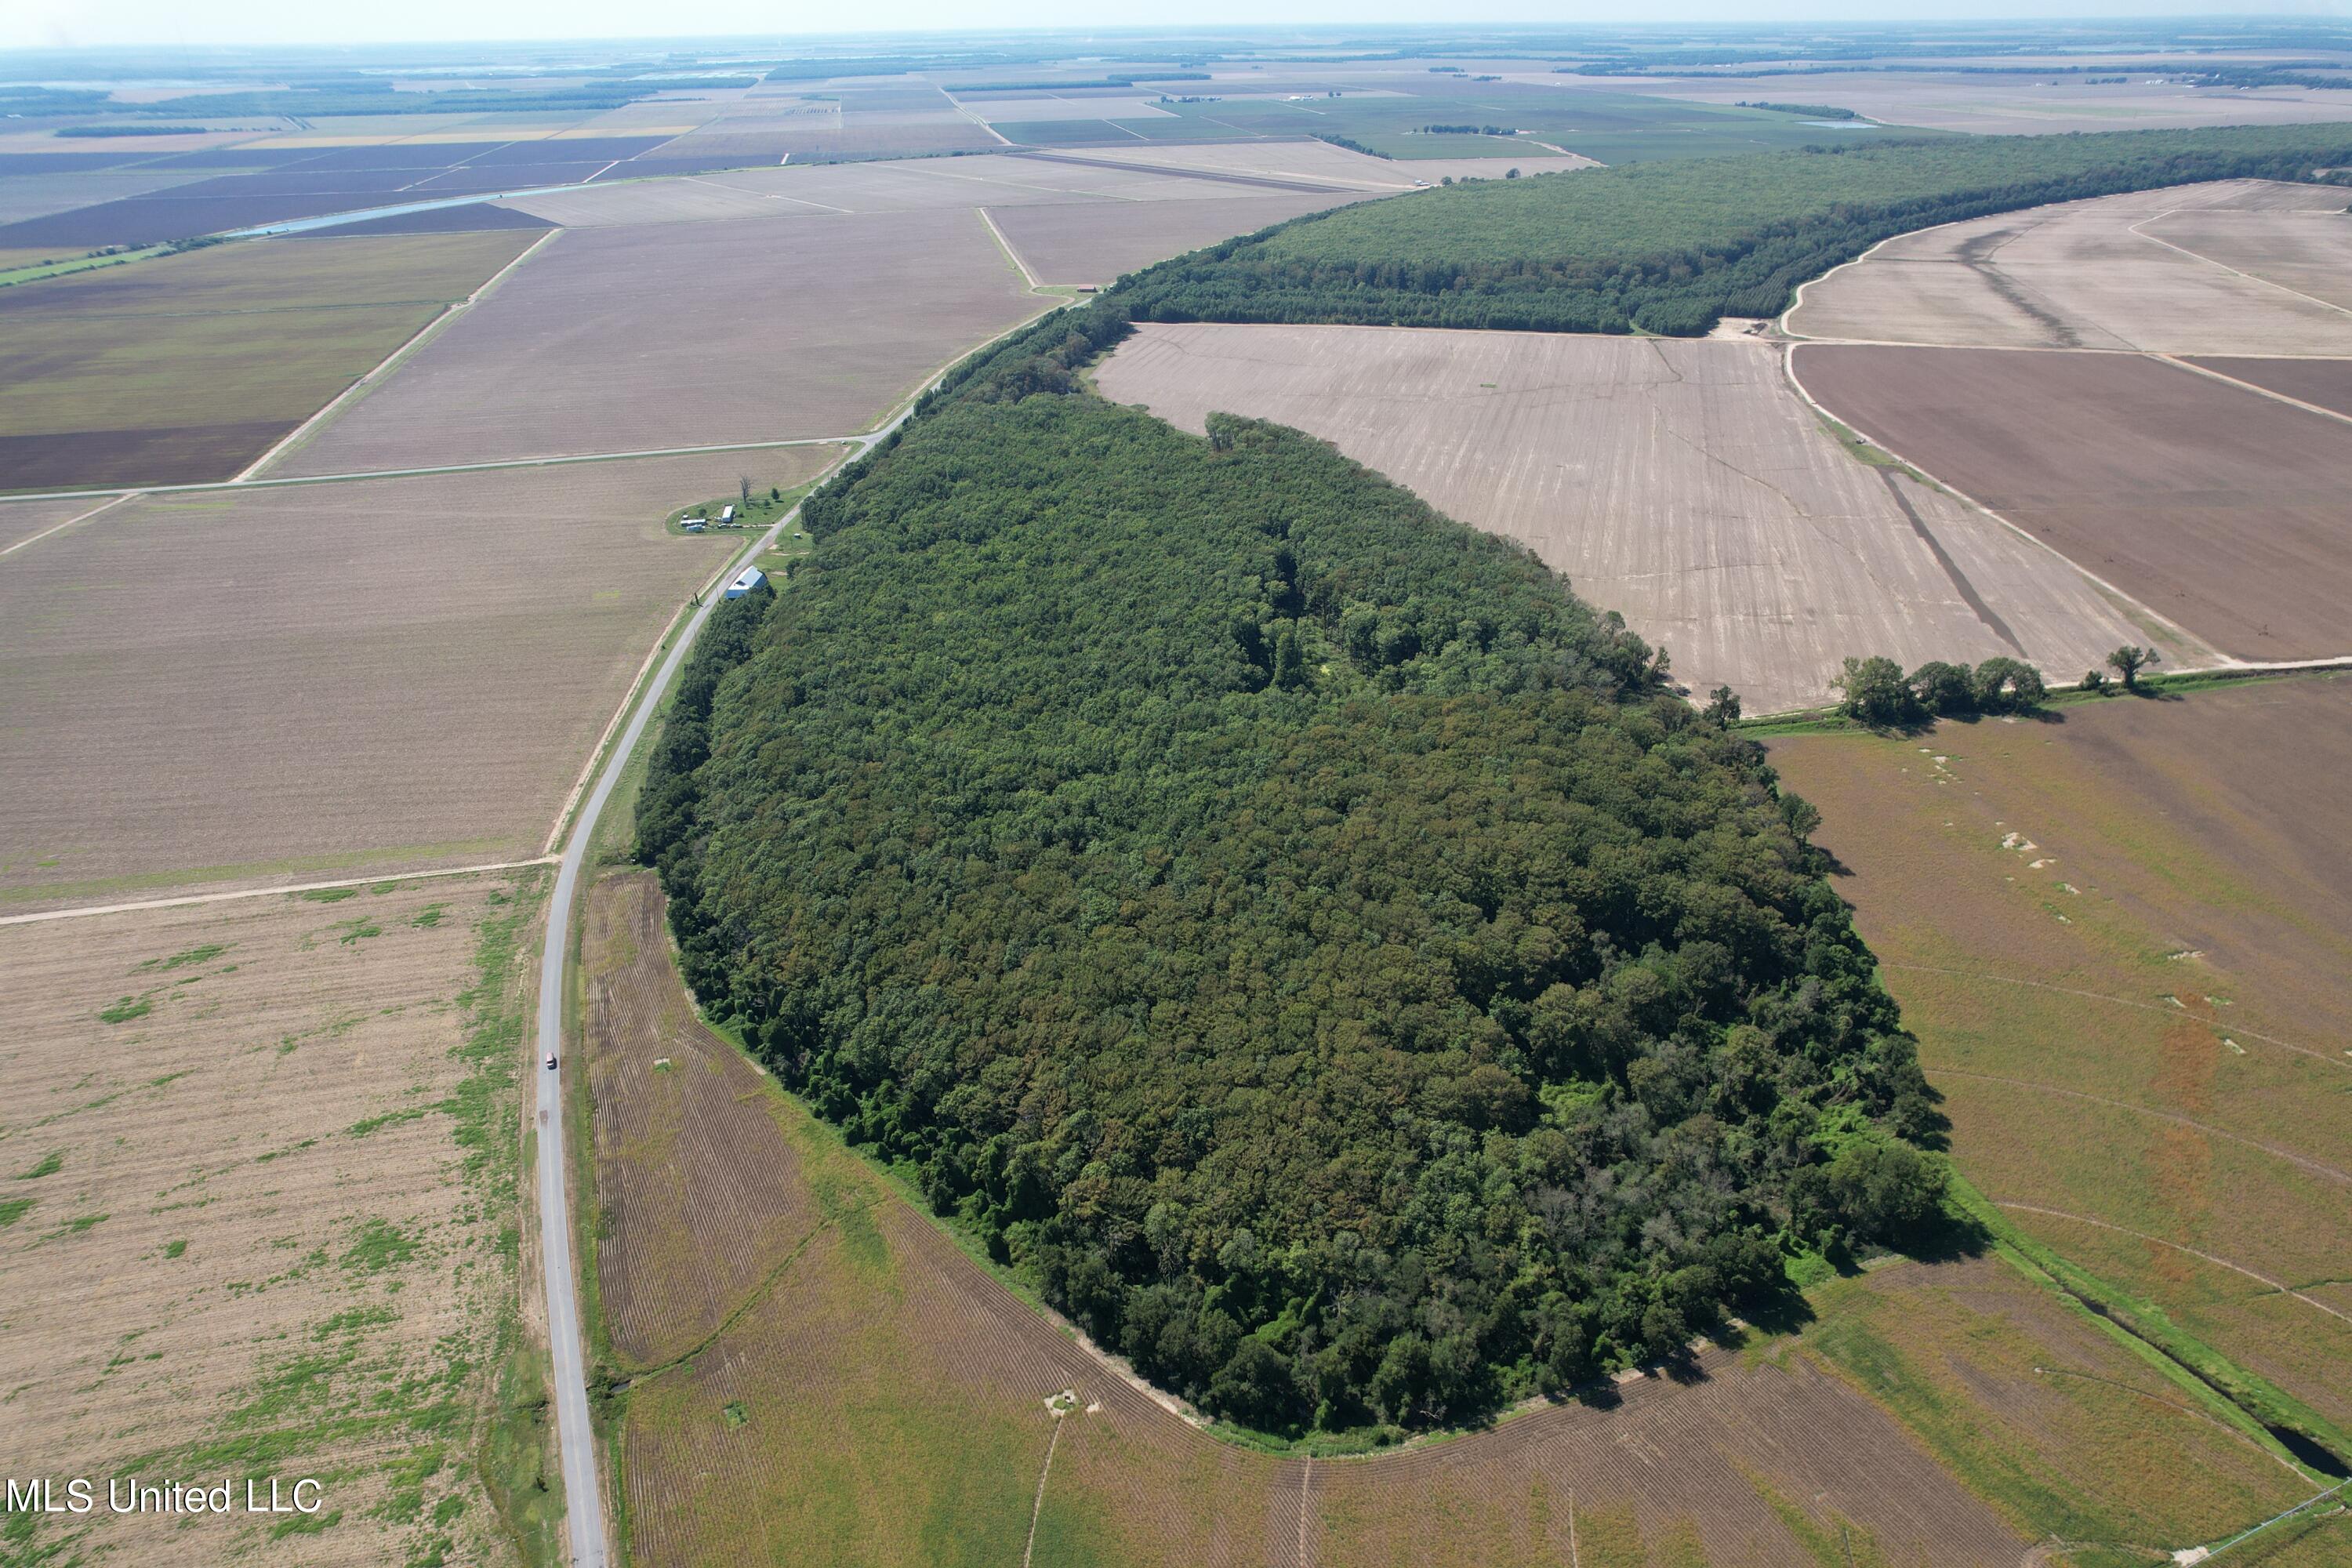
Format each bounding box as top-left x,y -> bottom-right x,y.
723,565 -> 766,599
720,504 -> 736,524
681,518 -> 706,532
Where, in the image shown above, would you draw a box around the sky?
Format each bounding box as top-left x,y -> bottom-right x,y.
5,1 -> 2347,53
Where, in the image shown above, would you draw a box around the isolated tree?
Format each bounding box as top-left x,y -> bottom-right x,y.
2079,668 -> 2108,692
739,474 -> 753,509
1907,660 -> 1976,717
2106,644 -> 2158,690
1971,656 -> 2045,713
1703,685 -> 1740,725
1833,655 -> 1918,728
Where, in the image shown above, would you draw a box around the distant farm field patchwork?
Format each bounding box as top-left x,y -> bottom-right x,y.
0,229 -> 543,489
584,872 -> 2026,1568
1793,344 -> 2352,660
0,871 -> 546,1568
1784,180 -> 2352,355
0,449 -> 838,906
1769,675 -> 2352,1436
275,211 -> 1044,474
1097,322 -> 2168,713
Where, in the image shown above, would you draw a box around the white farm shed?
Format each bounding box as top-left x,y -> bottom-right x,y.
723,565 -> 766,599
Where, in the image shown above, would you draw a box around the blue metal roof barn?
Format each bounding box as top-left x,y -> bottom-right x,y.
723,565 -> 765,599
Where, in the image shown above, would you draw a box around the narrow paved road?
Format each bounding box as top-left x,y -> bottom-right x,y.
528,386 -> 936,1563
531,508 -> 805,1568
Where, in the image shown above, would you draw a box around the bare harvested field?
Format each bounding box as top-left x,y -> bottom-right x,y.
985,193 -> 1370,285
0,870 -> 546,1568
276,212 -> 1040,474
1784,180 -> 2352,355
0,449 -> 840,907
497,152 -> 1367,230
0,230 -> 543,491
1769,673 -> 2352,1434
0,494 -> 106,552
1597,70 -> 2352,136
1793,344 -> 2352,660
1068,138 -> 1599,185
0,166 -> 223,223
1097,322 -> 2169,714
586,873 -> 2025,1568
2189,354 -> 2352,419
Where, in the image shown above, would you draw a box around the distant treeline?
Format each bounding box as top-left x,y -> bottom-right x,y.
1736,101 -> 1859,119
1421,123 -> 1512,136
1312,133 -> 1392,160
945,74 -> 1211,91
54,78 -> 751,120
55,124 -> 211,137
1117,122 -> 2352,336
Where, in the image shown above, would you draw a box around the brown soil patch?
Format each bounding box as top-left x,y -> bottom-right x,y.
0,870 -> 540,1566
1793,344 -> 2352,660
2186,355 -> 2352,420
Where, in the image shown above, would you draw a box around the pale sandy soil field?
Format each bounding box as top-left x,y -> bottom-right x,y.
1793,344 -> 2352,661
1585,70 -> 2352,134
0,494 -> 107,551
274,211 -> 1037,474
2140,205 -> 2352,310
1066,138 -> 1599,185
985,193 -> 1372,285
0,872 -> 543,1568
960,95 -> 1179,122
1097,322 -> 2172,713
0,449 -> 835,908
1784,180 -> 2352,354
495,153 -> 1370,230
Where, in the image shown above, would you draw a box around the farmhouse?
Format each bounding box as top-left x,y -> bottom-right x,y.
723,565 -> 765,598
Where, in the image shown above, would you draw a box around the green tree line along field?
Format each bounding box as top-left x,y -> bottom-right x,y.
638,305 -> 1951,1440
1117,122 -> 2352,334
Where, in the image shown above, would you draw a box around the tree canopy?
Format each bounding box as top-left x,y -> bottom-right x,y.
1116,123 -> 2352,336
641,342 -> 1947,1438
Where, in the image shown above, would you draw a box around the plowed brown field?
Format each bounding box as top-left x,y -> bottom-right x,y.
2187,356 -> 2352,420
586,873 -> 2027,1568
1791,345 -> 2352,662
1769,674 -> 2352,1437
0,870 -> 543,1567
0,449 -> 837,908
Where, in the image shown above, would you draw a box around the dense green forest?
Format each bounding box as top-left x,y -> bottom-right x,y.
642,310 -> 1946,1438
1119,122 -> 2352,334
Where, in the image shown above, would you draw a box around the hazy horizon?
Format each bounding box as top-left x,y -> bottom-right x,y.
9,2 -> 2348,55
